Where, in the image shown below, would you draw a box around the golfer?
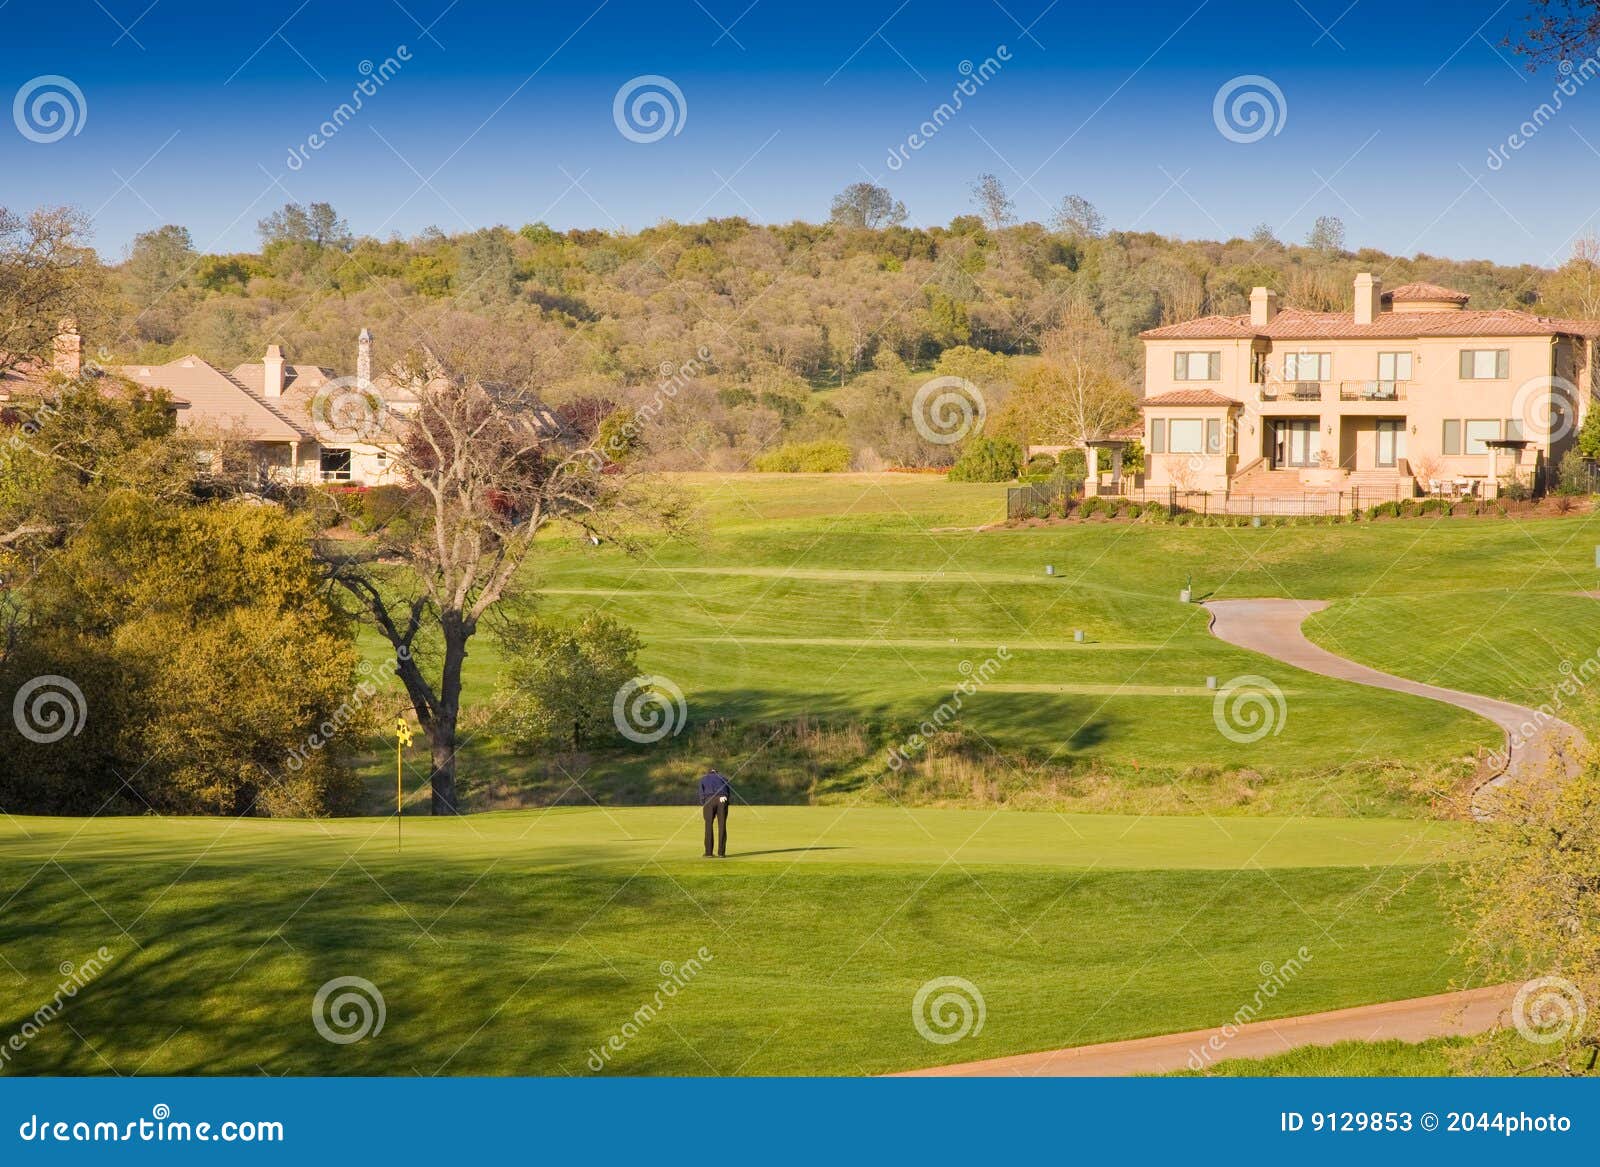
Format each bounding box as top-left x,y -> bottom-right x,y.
699,769 -> 732,857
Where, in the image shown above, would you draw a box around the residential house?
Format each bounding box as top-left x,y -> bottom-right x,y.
1131,274 -> 1600,498
111,328 -> 414,486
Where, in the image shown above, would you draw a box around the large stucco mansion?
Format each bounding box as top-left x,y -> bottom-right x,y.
1128,274 -> 1600,498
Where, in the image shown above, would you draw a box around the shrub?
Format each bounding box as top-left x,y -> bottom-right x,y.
1020,453 -> 1057,480
947,436 -> 1024,482
1077,497 -> 1104,518
496,613 -> 643,750
1501,477 -> 1532,502
1138,501 -> 1169,522
1367,500 -> 1402,519
1556,450 -> 1593,496
754,440 -> 853,473
1417,497 -> 1451,516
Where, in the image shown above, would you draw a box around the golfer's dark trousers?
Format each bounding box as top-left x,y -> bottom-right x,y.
702,798 -> 728,856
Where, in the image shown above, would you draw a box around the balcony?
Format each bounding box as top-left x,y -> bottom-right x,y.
1258,381 -> 1325,402
1339,379 -> 1408,402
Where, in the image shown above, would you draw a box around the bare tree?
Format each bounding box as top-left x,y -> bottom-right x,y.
1050,194 -> 1105,240
0,206 -> 97,377
829,183 -> 907,230
1510,1 -> 1600,66
970,173 -> 1017,232
319,341 -> 687,813
1001,303 -> 1138,447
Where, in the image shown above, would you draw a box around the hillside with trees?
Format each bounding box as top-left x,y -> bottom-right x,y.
17,179 -> 1600,470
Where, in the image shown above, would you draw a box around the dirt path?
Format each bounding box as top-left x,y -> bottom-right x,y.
1204,598 -> 1583,815
894,985 -> 1516,1077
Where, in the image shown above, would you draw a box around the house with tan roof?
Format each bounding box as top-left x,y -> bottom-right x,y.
1130,273 -> 1600,499
114,328 -> 412,486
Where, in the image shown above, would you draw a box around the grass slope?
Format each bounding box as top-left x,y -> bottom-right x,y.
0,808 -> 1464,1077
347,474 -> 1600,813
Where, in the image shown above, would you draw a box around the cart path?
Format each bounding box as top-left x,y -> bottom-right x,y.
1204,598 -> 1583,815
893,985 -> 1516,1077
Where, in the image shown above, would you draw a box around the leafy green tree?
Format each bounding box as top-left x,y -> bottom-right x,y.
496,613 -> 642,750
1455,762 -> 1600,1075
455,228 -> 517,305
1576,407 -> 1600,461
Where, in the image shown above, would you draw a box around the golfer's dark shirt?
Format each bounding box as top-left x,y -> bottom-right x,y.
699,773 -> 731,803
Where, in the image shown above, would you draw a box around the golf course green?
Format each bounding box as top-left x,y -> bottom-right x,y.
0,807 -> 1465,1076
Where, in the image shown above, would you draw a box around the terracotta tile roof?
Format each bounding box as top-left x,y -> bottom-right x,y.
1140,306 -> 1600,341
1384,281 -> 1470,304
1109,421 -> 1144,439
1138,388 -> 1240,407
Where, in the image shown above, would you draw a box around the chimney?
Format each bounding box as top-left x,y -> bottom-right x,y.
263,344 -> 285,397
1249,287 -> 1278,328
357,327 -> 373,387
1353,272 -> 1382,325
52,318 -> 82,376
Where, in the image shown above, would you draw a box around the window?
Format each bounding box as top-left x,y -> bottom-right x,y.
1205,418 -> 1224,455
1443,420 -> 1462,456
1250,351 -> 1267,384
320,447 -> 353,482
1465,420 -> 1501,454
1168,419 -> 1204,453
1174,351 -> 1220,380
1150,418 -> 1166,454
1377,352 -> 1413,381
1505,419 -> 1524,441
1282,352 -> 1332,381
1459,349 -> 1509,379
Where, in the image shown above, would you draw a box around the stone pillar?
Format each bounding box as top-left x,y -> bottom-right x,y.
1084,445 -> 1100,496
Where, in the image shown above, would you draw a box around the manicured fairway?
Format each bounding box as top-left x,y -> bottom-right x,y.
0,807 -> 1466,1076
349,474 -> 1600,812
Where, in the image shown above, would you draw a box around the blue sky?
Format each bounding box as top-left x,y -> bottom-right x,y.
2,0 -> 1595,265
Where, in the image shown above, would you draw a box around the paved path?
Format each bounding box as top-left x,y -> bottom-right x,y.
894,985 -> 1516,1077
1205,598 -> 1583,814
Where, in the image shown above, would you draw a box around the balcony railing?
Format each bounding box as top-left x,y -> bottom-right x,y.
1339,379 -> 1409,401
1258,381 -> 1325,402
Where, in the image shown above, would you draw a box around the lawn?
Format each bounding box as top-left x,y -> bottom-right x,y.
350,474 -> 1600,816
0,807 -> 1466,1076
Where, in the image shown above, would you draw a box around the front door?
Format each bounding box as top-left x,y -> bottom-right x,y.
1374,420 -> 1403,468
1269,419 -> 1319,468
